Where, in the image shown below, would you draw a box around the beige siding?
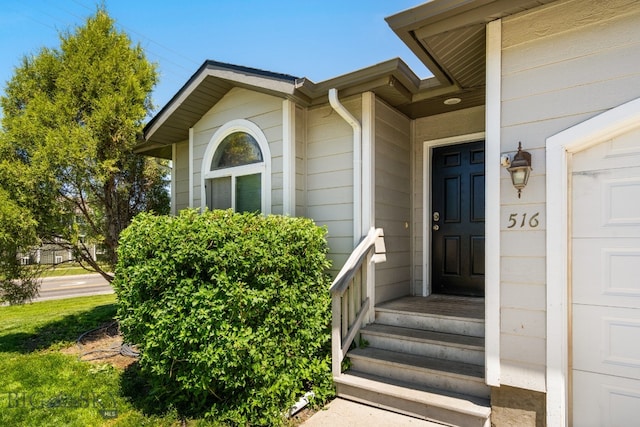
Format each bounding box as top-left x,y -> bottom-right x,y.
412,106 -> 485,296
500,0 -> 640,391
191,87 -> 284,211
306,96 -> 360,273
375,99 -> 412,303
174,140 -> 190,212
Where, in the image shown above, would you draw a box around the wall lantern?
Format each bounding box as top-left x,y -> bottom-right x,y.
507,142 -> 532,198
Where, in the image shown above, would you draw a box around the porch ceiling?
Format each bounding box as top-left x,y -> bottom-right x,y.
386,0 -> 557,110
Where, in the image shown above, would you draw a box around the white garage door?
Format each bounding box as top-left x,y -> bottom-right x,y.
572,129 -> 640,426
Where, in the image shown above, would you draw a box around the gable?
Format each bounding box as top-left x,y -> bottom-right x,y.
195,87 -> 283,134
137,61 -> 299,159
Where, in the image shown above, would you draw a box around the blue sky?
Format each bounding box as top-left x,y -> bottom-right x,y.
1,0 -> 432,114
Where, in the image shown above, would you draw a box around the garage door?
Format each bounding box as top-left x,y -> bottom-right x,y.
571,129 -> 640,426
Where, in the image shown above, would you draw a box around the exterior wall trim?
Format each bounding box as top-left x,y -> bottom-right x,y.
485,18 -> 502,388
410,120 -> 417,296
189,127 -> 194,207
546,96 -> 640,427
362,92 -> 375,234
171,143 -> 177,215
283,99 -> 296,216
362,91 -> 376,322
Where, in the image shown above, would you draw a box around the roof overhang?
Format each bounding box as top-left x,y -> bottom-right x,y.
139,1 -> 560,159
138,60 -> 304,158
386,0 -> 557,90
138,58 -> 448,158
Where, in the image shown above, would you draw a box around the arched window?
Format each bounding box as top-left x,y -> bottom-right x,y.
202,120 -> 271,213
211,132 -> 263,170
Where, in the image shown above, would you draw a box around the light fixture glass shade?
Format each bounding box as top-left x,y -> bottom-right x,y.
507,142 -> 532,198
509,166 -> 530,188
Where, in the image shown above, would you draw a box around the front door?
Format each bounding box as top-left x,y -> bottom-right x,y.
431,141 -> 485,296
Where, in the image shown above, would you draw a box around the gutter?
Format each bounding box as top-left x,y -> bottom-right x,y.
328,88 -> 362,246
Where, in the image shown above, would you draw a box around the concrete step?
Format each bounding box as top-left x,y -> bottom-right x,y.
360,323 -> 485,366
348,347 -> 490,399
375,305 -> 484,338
335,372 -> 491,427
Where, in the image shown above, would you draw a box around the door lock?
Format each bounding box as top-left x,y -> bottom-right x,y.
433,212 -> 440,222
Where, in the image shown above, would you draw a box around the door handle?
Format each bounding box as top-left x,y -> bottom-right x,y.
432,225 -> 440,231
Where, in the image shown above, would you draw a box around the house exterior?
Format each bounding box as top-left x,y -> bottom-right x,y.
137,1 -> 640,425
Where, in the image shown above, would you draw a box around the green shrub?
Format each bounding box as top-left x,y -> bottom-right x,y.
113,209 -> 333,425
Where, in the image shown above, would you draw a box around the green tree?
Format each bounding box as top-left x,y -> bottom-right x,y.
0,7 -> 168,295
0,186 -> 42,304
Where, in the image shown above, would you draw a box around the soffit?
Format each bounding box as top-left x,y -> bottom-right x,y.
144,76 -> 234,148
299,58 -> 422,107
135,76 -> 234,159
398,86 -> 485,118
387,0 -> 557,89
296,58 -> 485,119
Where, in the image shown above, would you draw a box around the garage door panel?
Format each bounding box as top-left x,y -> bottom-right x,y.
572,127 -> 640,425
572,128 -> 640,173
573,304 -> 640,380
572,166 -> 640,238
573,240 -> 640,308
573,370 -> 640,427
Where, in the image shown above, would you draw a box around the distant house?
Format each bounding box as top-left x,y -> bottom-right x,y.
20,210 -> 99,266
137,1 -> 640,425
20,241 -> 98,266
27,243 -> 73,265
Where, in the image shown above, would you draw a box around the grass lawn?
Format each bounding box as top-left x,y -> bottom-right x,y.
0,295 -> 217,426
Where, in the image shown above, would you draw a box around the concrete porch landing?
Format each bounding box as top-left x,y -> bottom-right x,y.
301,398 -> 446,427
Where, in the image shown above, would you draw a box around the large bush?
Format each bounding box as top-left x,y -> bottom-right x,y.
113,209 -> 333,425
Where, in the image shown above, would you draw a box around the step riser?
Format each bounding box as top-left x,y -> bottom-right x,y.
361,333 -> 485,366
342,298 -> 490,424
336,382 -> 490,427
376,311 -> 485,338
349,358 -> 490,399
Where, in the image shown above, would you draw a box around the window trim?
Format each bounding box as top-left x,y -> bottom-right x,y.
200,119 -> 271,213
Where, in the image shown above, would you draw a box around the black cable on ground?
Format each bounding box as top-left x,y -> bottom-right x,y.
75,321 -> 139,361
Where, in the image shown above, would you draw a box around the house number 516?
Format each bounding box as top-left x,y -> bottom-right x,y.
507,212 -> 540,228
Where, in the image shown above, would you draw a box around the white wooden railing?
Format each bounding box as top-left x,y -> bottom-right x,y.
330,227 -> 386,377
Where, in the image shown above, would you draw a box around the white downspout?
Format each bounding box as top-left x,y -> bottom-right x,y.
328,88 -> 361,246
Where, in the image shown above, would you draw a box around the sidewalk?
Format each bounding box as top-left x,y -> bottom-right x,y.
301,399 -> 445,427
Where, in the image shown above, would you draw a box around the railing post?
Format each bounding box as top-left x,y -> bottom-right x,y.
331,295 -> 342,377
366,251 -> 375,325
329,227 -> 386,378
369,229 -> 385,323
